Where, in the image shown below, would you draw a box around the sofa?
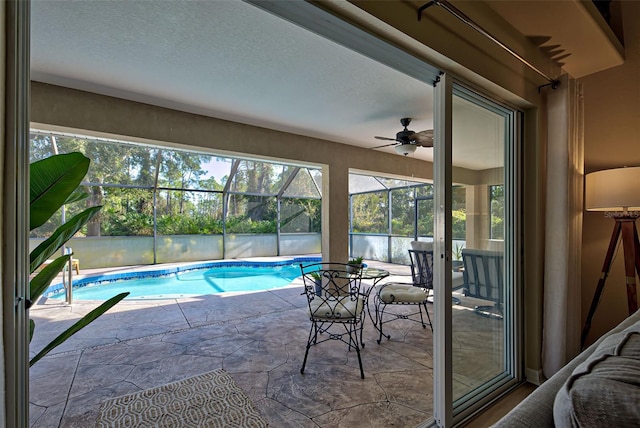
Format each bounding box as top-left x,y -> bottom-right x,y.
494,309 -> 640,427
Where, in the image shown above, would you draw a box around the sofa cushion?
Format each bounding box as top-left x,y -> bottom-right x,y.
554,323 -> 640,427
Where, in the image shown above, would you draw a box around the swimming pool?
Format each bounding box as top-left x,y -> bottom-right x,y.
47,257 -> 321,300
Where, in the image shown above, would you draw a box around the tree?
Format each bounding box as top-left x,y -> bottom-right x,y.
351,192 -> 388,233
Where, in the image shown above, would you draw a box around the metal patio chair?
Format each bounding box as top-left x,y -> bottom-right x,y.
372,249 -> 433,344
461,248 -> 504,319
300,262 -> 366,379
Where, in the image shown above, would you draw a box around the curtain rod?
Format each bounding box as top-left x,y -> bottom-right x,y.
418,0 -> 560,89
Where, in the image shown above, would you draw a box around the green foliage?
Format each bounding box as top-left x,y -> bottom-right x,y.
225,215 -> 276,234
452,208 -> 467,240
391,188 -> 415,236
30,153 -> 91,230
452,243 -> 465,261
348,256 -> 364,265
29,153 -> 128,367
490,185 -> 505,239
351,193 -> 388,234
280,198 -> 321,233
29,133 -> 323,240
349,183 -> 467,239
157,215 -> 223,235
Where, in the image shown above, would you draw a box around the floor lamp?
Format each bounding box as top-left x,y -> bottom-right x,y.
581,167 -> 640,347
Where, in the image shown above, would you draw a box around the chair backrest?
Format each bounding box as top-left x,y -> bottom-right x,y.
300,262 -> 363,318
461,249 -> 503,303
408,249 -> 433,290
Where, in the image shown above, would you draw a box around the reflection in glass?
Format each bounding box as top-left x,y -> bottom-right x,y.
451,89 -> 510,407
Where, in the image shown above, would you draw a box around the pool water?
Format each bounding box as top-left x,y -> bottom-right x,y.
50,262 -> 309,300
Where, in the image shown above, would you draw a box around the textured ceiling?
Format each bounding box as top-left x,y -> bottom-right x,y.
31,0 -> 505,169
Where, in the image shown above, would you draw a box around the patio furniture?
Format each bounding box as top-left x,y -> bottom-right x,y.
461,248 -> 504,318
372,249 -> 433,344
410,241 -> 465,303
300,262 -> 366,379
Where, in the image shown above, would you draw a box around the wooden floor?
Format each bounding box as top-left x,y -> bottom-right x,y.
463,382 -> 537,427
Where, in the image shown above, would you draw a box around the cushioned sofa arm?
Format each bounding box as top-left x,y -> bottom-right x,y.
493,309 -> 640,427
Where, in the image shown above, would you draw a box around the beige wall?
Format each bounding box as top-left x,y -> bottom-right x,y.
580,0 -> 640,345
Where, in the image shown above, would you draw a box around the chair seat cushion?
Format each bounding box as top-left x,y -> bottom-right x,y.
309,296 -> 363,320
379,283 -> 427,304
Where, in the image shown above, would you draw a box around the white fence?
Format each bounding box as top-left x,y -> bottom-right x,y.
30,233 -> 322,269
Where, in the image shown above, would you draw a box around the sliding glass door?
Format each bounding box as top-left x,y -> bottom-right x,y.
433,76 -> 522,426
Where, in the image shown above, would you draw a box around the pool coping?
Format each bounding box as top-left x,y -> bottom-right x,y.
45,256 -> 322,298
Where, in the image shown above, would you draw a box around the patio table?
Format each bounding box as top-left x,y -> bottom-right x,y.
357,267 -> 389,346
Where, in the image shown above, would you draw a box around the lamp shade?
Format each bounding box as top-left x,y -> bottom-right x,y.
394,143 -> 417,156
585,167 -> 640,211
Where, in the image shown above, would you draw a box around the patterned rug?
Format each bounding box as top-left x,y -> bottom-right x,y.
96,369 -> 268,427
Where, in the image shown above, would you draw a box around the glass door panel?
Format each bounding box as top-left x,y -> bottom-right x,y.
450,85 -> 519,417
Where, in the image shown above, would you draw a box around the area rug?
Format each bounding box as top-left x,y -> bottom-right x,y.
96,368 -> 268,427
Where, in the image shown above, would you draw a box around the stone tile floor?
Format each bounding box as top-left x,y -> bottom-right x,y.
29,259 -> 503,427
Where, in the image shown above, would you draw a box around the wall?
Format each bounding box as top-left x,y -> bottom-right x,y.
580,0 -> 640,344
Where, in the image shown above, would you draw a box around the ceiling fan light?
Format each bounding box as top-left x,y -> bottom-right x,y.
394,143 -> 417,156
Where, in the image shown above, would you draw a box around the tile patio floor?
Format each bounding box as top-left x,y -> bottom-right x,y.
28,259 -> 503,427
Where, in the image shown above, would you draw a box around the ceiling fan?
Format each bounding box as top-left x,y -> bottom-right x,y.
372,118 -> 433,156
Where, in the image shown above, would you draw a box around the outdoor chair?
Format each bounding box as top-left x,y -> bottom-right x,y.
300,262 -> 366,379
461,248 -> 504,319
373,249 -> 433,344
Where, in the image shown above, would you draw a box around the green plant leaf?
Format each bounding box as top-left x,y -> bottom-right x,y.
29,255 -> 71,303
29,292 -> 129,366
64,188 -> 89,205
29,319 -> 35,343
29,206 -> 102,274
30,152 -> 90,230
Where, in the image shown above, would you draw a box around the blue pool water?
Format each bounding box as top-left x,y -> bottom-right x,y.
48,258 -> 320,300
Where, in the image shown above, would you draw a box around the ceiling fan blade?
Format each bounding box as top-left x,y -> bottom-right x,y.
374,136 -> 397,141
412,130 -> 434,147
371,142 -> 399,149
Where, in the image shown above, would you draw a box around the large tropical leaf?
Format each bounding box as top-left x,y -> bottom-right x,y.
29,292 -> 129,366
64,188 -> 89,205
29,255 -> 71,305
30,152 -> 90,230
29,206 -> 102,273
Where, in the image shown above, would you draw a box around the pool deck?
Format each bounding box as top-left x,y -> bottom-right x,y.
29,257 -> 503,427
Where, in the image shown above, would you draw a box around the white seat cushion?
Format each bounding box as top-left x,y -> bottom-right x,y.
309,296 -> 363,320
379,283 -> 428,304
